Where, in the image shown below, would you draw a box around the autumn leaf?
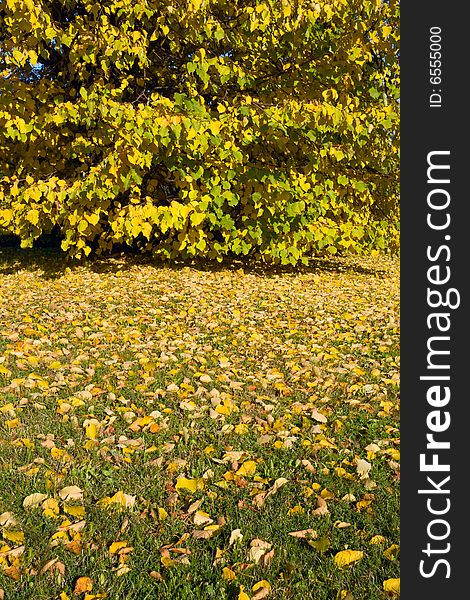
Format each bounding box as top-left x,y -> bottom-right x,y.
247,539 -> 272,564
2,530 -> 24,544
175,477 -> 205,494
73,576 -> 93,595
238,587 -> 251,600
222,566 -> 236,581
383,544 -> 400,561
109,541 -> 128,554
252,580 -> 271,599
334,550 -> 364,568
312,496 -> 329,516
59,486 -> 84,502
383,578 -> 400,594
229,529 -> 243,546
356,459 -> 372,479
236,461 -> 257,477
23,493 -> 48,508
0,512 -> 18,528
97,492 -> 135,510
288,529 -> 317,539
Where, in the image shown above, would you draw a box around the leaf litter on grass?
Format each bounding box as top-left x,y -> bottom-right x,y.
0,252 -> 399,599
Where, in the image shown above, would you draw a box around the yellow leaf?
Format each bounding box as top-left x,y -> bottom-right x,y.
98,491 -> 136,510
209,121 -> 221,135
109,541 -> 128,554
73,576 -> 93,594
222,566 -> 236,581
238,586 -> 251,600
175,477 -> 204,494
84,419 -> 100,440
86,213 -> 100,226
2,530 -> 24,544
382,26 -> 392,39
236,460 -> 256,477
26,209 -> 39,225
161,555 -> 175,567
42,497 -> 60,518
158,507 -> 168,521
234,423 -> 249,434
63,505 -> 85,519
252,580 -> 271,599
334,550 -> 364,568
383,544 -> 400,561
383,578 -> 400,594
370,535 -> 386,545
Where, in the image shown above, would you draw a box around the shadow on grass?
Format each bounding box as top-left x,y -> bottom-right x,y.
0,242 -> 392,281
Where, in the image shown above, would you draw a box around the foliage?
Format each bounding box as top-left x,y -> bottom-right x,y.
0,251 -> 399,598
0,0 -> 399,263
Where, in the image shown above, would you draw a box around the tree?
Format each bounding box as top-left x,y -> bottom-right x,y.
0,0 -> 399,264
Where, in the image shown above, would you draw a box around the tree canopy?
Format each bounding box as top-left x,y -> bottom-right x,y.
0,0 -> 399,263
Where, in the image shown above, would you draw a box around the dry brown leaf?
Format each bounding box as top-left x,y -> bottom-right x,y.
261,548 -> 275,568
301,459 -> 316,474
59,485 -> 84,502
0,511 -> 18,528
23,493 -> 48,508
311,408 -> 327,423
248,539 -> 272,564
313,495 -> 329,516
288,529 -> 318,539
229,528 -> 243,546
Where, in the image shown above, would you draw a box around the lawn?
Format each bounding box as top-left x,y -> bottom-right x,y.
0,250 -> 399,599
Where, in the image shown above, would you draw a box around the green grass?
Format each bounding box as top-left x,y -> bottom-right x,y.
0,249 -> 399,599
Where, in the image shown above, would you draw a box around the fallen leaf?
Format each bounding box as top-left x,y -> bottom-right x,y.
236,460 -> 257,477
311,408 -> 327,423
2,530 -> 24,544
109,541 -> 128,554
334,521 -> 351,529
370,535 -> 386,545
307,536 -> 330,553
383,544 -> 400,561
288,529 -> 318,539
312,496 -> 329,516
238,586 -> 251,600
23,493 -> 48,508
193,510 -> 213,526
334,550 -> 364,568
261,548 -> 275,568
115,564 -> 131,576
59,486 -> 84,502
175,477 -> 204,494
73,576 -> 93,595
0,512 -> 18,528
252,580 -> 271,599
248,539 -> 272,564
383,578 -> 400,594
222,566 -> 236,581
356,459 -> 371,479
229,528 -> 243,546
